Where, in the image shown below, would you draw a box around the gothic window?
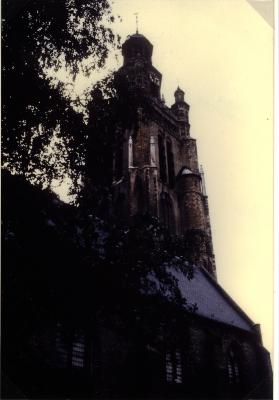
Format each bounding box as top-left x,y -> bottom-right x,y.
158,134 -> 167,183
160,192 -> 175,234
227,348 -> 241,386
166,140 -> 175,188
56,324 -> 85,369
165,349 -> 183,384
72,334 -> 85,368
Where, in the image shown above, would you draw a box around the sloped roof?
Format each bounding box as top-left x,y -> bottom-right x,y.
181,168 -> 193,175
172,266 -> 255,333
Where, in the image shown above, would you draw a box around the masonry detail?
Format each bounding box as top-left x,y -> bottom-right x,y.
113,33 -> 216,277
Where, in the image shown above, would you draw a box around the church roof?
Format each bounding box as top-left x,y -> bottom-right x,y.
175,86 -> 185,95
172,266 -> 255,333
122,33 -> 153,61
129,33 -> 148,39
124,32 -> 152,46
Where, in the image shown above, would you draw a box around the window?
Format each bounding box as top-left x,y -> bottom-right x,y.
158,134 -> 167,183
227,348 -> 240,385
72,334 -> 85,368
158,135 -> 175,187
160,192 -> 175,234
166,140 -> 175,188
166,349 -> 183,384
56,324 -> 85,369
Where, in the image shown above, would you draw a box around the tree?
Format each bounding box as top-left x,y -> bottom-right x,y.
2,0 -> 120,188
2,6 -> 199,396
2,171 -> 196,363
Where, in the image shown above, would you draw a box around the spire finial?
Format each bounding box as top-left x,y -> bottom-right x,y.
134,12 -> 139,33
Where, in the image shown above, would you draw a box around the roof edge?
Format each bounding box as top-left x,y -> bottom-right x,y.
198,265 -> 256,328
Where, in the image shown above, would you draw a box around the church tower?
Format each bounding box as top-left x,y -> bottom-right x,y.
112,33 -> 216,278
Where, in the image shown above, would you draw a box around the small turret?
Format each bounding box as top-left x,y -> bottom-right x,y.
118,33 -> 162,100
174,86 -> 185,103
171,86 -> 190,136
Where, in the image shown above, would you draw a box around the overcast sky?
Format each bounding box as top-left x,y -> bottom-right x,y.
56,0 -> 274,360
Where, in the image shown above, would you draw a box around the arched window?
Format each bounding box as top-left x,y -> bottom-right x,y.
166,139 -> 175,188
72,333 -> 85,368
165,349 -> 183,384
227,346 -> 241,386
56,323 -> 85,369
158,134 -> 167,183
160,192 -> 175,234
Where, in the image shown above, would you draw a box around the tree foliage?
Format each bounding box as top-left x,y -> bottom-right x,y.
2,0 -> 120,188
2,5 -> 201,397
2,171 -> 196,350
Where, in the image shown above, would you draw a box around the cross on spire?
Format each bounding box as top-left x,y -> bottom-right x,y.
134,12 -> 139,33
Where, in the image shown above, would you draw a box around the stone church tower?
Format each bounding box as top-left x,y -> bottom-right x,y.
112,33 -> 216,278
2,31 -> 273,400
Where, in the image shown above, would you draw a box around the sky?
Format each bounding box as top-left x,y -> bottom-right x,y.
56,0 -> 274,360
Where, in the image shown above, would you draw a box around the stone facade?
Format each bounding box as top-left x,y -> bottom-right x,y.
113,33 -> 216,277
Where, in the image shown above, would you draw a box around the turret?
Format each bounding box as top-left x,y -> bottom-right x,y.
171,87 -> 190,136
122,33 -> 153,66
177,167 -> 206,232
176,166 -> 216,278
118,33 -> 162,99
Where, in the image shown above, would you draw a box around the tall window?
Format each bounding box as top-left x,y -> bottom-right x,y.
160,192 -> 174,234
56,324 -> 85,369
166,140 -> 175,188
227,348 -> 241,386
72,334 -> 85,368
158,135 -> 175,187
166,349 -> 183,384
158,134 -> 167,183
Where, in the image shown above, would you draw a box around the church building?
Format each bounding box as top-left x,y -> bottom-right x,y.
2,32 -> 273,400
103,32 -> 272,399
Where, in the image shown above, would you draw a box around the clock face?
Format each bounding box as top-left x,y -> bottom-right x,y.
149,72 -> 160,86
